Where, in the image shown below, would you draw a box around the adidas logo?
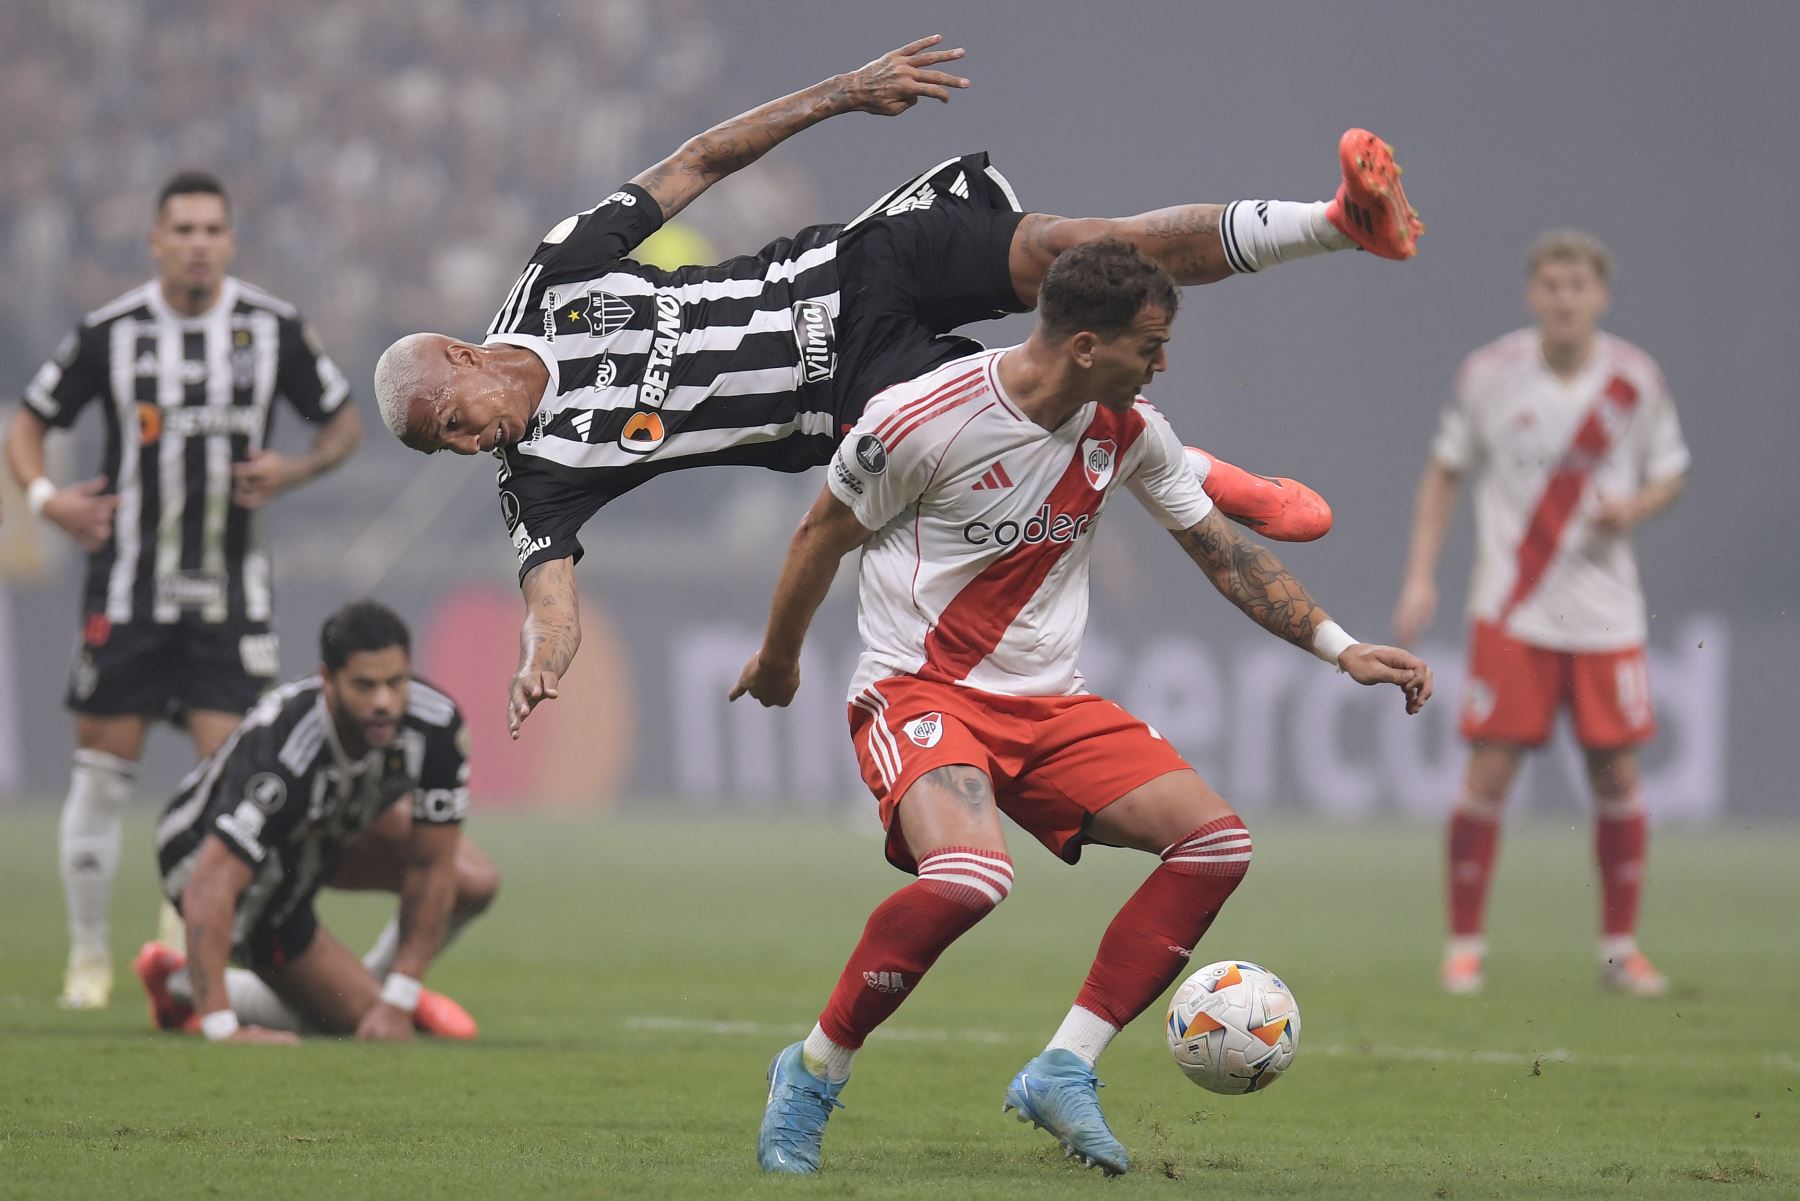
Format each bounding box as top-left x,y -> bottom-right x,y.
862,970 -> 907,994
949,171 -> 970,199
571,411 -> 594,440
885,183 -> 937,216
971,461 -> 1014,491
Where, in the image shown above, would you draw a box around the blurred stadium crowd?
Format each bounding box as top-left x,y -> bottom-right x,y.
0,0 -> 820,410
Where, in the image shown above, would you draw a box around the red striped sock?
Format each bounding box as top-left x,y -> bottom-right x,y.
818,847 -> 1012,1050
1595,802 -> 1647,939
1073,816 -> 1251,1028
1448,809 -> 1500,939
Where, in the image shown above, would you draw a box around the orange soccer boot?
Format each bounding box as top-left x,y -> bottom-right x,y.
1325,128 -> 1424,261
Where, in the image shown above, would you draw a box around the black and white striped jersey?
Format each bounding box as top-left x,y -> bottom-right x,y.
483,183 -> 847,578
22,277 -> 350,625
154,676 -> 468,952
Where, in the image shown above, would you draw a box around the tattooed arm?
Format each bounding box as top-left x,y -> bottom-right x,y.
181,837 -> 296,1044
1173,508 -> 1435,713
631,35 -> 970,223
509,556 -> 581,738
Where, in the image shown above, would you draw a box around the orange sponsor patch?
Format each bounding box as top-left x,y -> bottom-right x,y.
620,411 -> 665,445
136,403 -> 162,445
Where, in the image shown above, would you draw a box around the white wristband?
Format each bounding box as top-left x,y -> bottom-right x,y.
380,972 -> 423,1013
25,476 -> 56,517
200,1009 -> 240,1041
1311,620 -> 1358,667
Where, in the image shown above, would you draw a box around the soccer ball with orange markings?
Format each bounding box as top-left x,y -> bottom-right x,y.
1165,960 -> 1302,1094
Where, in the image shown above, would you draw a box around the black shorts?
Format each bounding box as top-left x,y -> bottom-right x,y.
66,614 -> 278,720
829,151 -> 1031,425
236,902 -> 320,972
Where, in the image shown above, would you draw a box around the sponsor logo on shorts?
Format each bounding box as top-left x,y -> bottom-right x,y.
1464,677 -> 1495,723
791,300 -> 837,384
905,712 -> 944,748
238,633 -> 280,678
1081,437 -> 1117,491
71,651 -> 98,701
499,490 -> 521,530
855,434 -> 887,475
962,503 -> 1093,548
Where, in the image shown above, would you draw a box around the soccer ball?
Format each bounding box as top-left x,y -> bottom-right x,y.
1165,960 -> 1301,1094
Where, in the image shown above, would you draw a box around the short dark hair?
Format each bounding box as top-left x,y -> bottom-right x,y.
1038,239 -> 1178,339
156,170 -> 230,220
320,601 -> 411,672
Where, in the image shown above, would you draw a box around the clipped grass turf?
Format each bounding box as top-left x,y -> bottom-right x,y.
2,808 -> 1797,1199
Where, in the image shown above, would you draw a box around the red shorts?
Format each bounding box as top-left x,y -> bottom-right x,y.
1460,620 -> 1655,750
847,675 -> 1194,873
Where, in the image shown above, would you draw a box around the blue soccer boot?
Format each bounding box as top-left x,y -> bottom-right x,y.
1003,1049 -> 1129,1176
757,1041 -> 846,1174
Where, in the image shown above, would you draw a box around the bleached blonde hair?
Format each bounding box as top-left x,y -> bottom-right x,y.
372,333 -> 446,445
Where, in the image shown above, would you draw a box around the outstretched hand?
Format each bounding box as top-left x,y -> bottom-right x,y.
1338,643 -> 1434,715
508,669 -> 560,739
840,35 -> 970,114
728,652 -> 800,708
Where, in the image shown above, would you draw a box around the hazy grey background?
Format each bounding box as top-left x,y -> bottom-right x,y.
2,1 -> 1794,821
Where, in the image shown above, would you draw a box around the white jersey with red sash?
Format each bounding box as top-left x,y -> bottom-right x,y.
1433,329 -> 1690,652
826,347 -> 1214,699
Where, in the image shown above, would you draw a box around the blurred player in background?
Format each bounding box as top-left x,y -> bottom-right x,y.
372,35 -> 1417,737
134,601 -> 495,1043
5,171 -> 362,1009
732,242 -> 1431,1176
1392,230 -> 1689,997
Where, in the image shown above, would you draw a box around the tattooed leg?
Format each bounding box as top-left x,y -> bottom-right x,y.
1009,209 -> 1232,304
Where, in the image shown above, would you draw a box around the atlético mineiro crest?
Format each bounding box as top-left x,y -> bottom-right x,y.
548,290 -> 633,340
1080,437 -> 1117,491
906,712 -> 944,748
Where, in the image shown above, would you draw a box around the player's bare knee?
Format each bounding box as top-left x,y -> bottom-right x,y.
455,844 -> 500,914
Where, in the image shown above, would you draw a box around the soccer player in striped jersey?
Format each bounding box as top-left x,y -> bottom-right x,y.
5,171 -> 363,1009
1391,231 -> 1690,997
732,242 -> 1432,1176
372,36 -> 1420,739
135,602 -> 496,1043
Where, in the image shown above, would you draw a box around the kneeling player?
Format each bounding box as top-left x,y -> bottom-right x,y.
731,241 -> 1431,1175
135,601 -> 497,1043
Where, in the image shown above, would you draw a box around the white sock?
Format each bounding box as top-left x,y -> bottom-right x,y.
167,965 -> 307,1033
1220,199 -> 1352,274
1046,1005 -> 1119,1067
361,909 -> 478,979
1599,935 -> 1637,965
801,1022 -> 856,1084
60,749 -> 136,960
1446,935 -> 1487,959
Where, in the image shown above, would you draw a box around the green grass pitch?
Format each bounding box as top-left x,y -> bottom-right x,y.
2,808 -> 1796,1199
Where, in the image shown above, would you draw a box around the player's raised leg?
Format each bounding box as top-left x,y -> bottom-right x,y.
1006,128 -> 1422,305
1005,769 -> 1248,1177
57,714 -> 147,1008
1443,743 -> 1523,995
760,764 -> 1014,1175
1587,747 -> 1666,996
